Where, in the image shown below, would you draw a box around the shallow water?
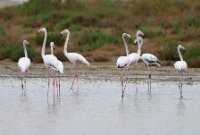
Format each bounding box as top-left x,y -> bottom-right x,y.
0,77 -> 200,135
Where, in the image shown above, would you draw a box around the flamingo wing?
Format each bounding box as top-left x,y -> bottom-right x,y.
140,53 -> 160,66
66,53 -> 90,66
174,61 -> 187,72
128,53 -> 140,65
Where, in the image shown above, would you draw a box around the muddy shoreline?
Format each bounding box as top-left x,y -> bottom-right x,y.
0,60 -> 200,81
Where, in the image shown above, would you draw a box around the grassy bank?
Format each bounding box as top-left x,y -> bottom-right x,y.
0,0 -> 200,67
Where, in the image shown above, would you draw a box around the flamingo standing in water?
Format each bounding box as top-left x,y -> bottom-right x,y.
116,33 -> 132,97
135,31 -> 160,91
61,29 -> 90,89
174,44 -> 187,98
50,42 -> 64,96
18,40 -> 31,91
37,28 -> 58,89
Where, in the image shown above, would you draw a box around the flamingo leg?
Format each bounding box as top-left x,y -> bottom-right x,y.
148,66 -> 151,91
120,69 -> 126,98
48,69 -> 50,89
71,65 -> 78,89
21,77 -> 24,90
58,75 -> 61,97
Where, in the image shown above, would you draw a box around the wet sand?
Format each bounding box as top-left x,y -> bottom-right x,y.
0,60 -> 200,81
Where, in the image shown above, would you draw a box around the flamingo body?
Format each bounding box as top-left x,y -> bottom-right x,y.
18,57 -> 31,73
116,56 -> 130,68
65,52 -> 90,66
43,54 -> 58,69
140,53 -> 160,66
128,53 -> 140,65
174,61 -> 187,72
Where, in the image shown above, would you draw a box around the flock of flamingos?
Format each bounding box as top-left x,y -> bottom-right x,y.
17,27 -> 187,98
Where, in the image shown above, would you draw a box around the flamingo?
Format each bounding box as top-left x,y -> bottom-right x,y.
116,33 -> 132,97
61,29 -> 90,89
18,40 -> 31,91
37,27 -> 58,89
50,42 -> 64,96
174,44 -> 187,98
134,32 -> 160,91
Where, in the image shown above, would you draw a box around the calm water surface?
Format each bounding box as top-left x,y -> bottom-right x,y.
0,77 -> 200,135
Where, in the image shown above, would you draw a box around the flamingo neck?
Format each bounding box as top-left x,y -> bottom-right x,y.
135,37 -> 143,55
178,47 -> 183,61
63,30 -> 70,56
41,30 -> 47,57
23,42 -> 28,58
122,34 -> 129,56
50,45 -> 54,55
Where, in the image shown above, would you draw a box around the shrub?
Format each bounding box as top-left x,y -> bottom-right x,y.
0,43 -> 35,61
77,30 -> 119,51
35,32 -> 65,47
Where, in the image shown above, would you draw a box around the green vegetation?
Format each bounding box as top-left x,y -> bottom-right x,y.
0,0 -> 200,67
77,30 -> 119,51
0,43 -> 35,62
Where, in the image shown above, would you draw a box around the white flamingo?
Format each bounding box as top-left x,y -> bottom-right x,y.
18,40 -> 31,90
116,33 -> 132,97
61,29 -> 90,89
50,42 -> 64,95
174,44 -> 187,73
134,31 -> 160,91
116,33 -> 131,68
37,28 -> 58,88
174,44 -> 187,98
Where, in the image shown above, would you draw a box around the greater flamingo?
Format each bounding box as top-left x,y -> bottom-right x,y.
18,40 -> 31,91
174,44 -> 187,98
135,31 -> 160,91
61,29 -> 90,89
50,41 -> 64,96
116,33 -> 132,97
37,27 -> 58,89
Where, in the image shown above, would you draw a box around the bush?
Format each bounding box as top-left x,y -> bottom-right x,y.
35,32 -> 65,47
77,30 -> 119,51
0,43 -> 35,61
0,26 -> 6,36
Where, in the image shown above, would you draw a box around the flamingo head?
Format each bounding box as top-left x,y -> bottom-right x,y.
178,44 -> 185,53
136,30 -> 144,37
23,40 -> 29,45
60,29 -> 70,37
134,36 -> 143,46
37,27 -> 46,35
50,42 -> 56,49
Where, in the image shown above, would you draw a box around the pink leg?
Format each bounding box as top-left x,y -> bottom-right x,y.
71,65 -> 78,89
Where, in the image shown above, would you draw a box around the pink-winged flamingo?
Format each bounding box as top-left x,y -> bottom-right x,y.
116,33 -> 132,97
37,28 -> 58,89
18,40 -> 31,91
61,29 -> 90,89
174,44 -> 187,98
50,42 -> 64,96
